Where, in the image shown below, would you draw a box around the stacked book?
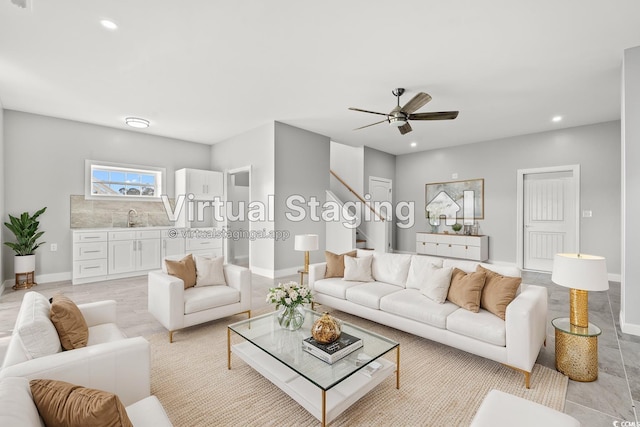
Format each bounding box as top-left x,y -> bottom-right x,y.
302,332 -> 363,364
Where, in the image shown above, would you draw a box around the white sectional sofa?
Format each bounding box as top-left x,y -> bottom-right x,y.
308,251 -> 548,388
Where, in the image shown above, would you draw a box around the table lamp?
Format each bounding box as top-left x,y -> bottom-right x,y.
551,253 -> 609,328
295,234 -> 319,273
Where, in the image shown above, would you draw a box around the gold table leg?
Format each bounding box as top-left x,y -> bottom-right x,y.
396,345 -> 400,389
227,327 -> 232,370
321,389 -> 326,427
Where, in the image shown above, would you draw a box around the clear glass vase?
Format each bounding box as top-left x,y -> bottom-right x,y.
277,304 -> 305,330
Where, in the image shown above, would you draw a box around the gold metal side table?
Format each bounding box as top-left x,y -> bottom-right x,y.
551,317 -> 601,382
297,269 -> 308,286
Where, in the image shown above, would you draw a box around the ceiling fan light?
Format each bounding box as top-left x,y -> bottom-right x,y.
125,117 -> 150,128
389,117 -> 406,127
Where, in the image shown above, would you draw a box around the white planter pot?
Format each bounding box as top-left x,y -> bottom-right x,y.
14,254 -> 36,274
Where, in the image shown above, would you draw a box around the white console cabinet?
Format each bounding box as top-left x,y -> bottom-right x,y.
416,233 -> 488,261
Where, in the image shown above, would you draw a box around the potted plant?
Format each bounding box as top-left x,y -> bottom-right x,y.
451,223 -> 462,234
4,207 -> 47,284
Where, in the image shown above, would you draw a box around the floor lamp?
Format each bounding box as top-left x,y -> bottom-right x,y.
295,234 -> 319,273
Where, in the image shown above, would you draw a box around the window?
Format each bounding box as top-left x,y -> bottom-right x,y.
85,160 -> 165,200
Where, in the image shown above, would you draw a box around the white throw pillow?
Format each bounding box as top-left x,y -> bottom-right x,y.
343,255 -> 374,282
371,253 -> 412,287
406,255 -> 445,289
194,255 -> 226,286
420,265 -> 454,304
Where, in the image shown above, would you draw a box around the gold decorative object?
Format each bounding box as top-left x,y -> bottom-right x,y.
554,324 -> 599,382
311,313 -> 341,344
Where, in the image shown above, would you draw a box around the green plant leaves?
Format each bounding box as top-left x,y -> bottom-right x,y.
3,207 -> 47,255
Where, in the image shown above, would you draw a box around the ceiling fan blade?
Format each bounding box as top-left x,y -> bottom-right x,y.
398,123 -> 412,135
401,92 -> 432,114
349,107 -> 389,117
354,119 -> 388,131
408,111 -> 459,121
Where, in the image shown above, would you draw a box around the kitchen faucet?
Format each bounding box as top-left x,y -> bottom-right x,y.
127,209 -> 137,228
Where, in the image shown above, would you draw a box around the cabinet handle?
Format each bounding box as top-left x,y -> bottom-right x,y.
84,236 -> 99,239
84,266 -> 100,270
84,250 -> 101,253
436,243 -> 439,246
138,241 -> 142,250
448,244 -> 451,247
163,240 -> 166,249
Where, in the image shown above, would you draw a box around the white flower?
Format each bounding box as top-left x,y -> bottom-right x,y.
284,297 -> 292,305
289,290 -> 298,300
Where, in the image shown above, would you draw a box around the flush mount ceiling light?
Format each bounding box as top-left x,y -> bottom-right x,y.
100,19 -> 118,30
125,117 -> 149,129
552,115 -> 563,123
410,142 -> 417,147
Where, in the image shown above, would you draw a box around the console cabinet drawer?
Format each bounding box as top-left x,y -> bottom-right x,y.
415,233 -> 488,261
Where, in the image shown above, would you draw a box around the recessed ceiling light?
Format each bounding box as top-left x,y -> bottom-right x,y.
100,19 -> 118,30
410,142 -> 417,148
125,117 -> 149,129
552,116 -> 563,123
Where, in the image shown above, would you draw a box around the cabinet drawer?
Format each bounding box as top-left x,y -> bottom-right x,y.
108,231 -> 136,241
73,231 -> 107,243
186,238 -> 221,251
73,242 -> 107,261
74,259 -> 108,278
136,230 -> 161,240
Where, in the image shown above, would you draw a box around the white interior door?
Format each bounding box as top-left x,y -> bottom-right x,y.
522,170 -> 577,271
368,176 -> 392,252
224,166 -> 251,267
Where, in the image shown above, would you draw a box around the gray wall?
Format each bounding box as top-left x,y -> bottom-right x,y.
210,123 -> 276,275
2,111 -> 212,281
0,105 -> 4,285
274,122 -> 330,272
622,46 -> 640,333
395,120 -> 621,274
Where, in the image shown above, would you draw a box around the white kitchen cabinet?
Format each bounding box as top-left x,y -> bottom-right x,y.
107,230 -> 161,275
185,227 -> 223,257
175,168 -> 223,200
72,231 -> 108,284
416,233 -> 488,261
161,229 -> 186,259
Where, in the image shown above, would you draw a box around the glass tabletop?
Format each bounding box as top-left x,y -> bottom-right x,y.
551,317 -> 602,337
228,308 -> 398,390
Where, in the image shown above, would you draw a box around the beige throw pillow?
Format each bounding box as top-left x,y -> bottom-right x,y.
194,255 -> 226,286
447,268 -> 487,312
343,255 -> 374,282
165,254 -> 197,289
50,294 -> 88,351
324,250 -> 357,278
420,265 -> 454,304
477,265 -> 522,320
30,379 -> 133,427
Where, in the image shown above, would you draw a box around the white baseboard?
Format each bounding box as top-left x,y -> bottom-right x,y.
274,266 -> 302,279
3,271 -> 72,290
250,266 -> 275,279
620,312 -> 640,337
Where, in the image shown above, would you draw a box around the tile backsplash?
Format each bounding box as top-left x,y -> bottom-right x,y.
70,195 -> 174,228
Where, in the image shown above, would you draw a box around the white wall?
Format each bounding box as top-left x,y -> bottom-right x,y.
274,122 -> 330,274
210,123 -> 276,277
0,105 -> 4,288
330,141 -> 363,196
621,46 -> 640,335
395,121 -> 621,274
2,111 -> 212,282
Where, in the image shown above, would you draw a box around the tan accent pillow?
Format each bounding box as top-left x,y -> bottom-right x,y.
477,265 -> 522,320
447,268 -> 487,312
165,254 -> 197,289
30,379 -> 133,427
50,294 -> 88,350
324,250 -> 357,278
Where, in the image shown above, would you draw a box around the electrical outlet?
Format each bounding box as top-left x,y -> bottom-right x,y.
582,210 -> 593,218
50,243 -> 58,252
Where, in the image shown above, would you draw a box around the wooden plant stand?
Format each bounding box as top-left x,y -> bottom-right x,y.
13,271 -> 36,290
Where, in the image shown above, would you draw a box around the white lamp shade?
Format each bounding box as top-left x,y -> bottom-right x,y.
551,253 -> 609,291
294,234 -> 319,251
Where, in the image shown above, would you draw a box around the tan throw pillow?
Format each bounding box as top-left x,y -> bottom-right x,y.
30,379 -> 133,427
477,265 -> 522,320
50,294 -> 88,351
324,250 -> 357,278
194,254 -> 226,286
447,268 -> 487,312
165,254 -> 197,289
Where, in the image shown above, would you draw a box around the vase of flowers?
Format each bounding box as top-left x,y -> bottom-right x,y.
266,281 -> 313,331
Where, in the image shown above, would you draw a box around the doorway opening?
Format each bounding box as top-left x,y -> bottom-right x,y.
225,166 -> 251,268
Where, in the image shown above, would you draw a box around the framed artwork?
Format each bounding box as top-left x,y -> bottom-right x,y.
425,178 -> 484,220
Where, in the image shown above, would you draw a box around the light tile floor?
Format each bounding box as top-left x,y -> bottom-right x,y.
0,271 -> 637,426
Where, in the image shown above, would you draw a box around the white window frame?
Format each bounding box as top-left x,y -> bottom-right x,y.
85,160 -> 165,201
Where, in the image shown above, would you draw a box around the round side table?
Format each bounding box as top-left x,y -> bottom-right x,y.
551,317 -> 601,382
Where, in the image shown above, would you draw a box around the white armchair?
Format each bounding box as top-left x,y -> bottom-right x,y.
0,292 -> 150,406
148,256 -> 251,343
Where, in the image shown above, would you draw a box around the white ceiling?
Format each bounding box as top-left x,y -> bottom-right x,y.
1,1 -> 639,155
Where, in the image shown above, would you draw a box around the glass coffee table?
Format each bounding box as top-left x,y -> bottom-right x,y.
227,308 -> 399,426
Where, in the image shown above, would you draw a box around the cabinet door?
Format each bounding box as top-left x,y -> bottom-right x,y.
108,240 -> 136,274
187,169 -> 209,198
137,239 -> 162,270
206,171 -> 224,197
162,237 -> 185,259
435,242 -> 452,257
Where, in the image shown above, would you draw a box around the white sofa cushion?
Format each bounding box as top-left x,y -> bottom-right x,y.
345,282 -> 403,310
479,263 -> 521,278
446,308 -> 506,346
313,278 -> 362,300
126,395 -> 174,427
5,292 -> 61,366
371,252 -> 412,287
443,259 -> 480,273
184,286 -> 240,314
87,323 -> 128,346
380,289 -> 459,329
0,377 -> 44,427
406,255 -> 445,290
344,255 -> 374,282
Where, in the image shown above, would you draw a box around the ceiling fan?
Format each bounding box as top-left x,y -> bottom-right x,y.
349,88 -> 459,135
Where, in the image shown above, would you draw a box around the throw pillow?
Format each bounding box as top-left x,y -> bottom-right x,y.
447,268 -> 487,312
49,294 -> 89,351
477,265 -> 522,320
165,254 -> 197,289
420,265 -> 454,304
194,254 -> 226,286
343,255 -> 374,282
30,379 -> 133,427
324,250 -> 357,278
